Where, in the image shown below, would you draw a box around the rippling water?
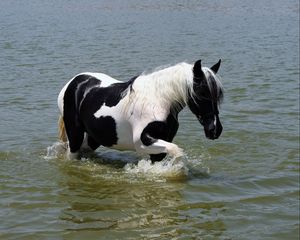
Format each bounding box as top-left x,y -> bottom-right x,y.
0,0 -> 299,239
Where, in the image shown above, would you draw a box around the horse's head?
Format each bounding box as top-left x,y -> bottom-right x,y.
188,59 -> 223,140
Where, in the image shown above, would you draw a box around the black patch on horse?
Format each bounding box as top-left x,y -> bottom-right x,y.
63,74 -> 100,152
85,116 -> 118,147
79,75 -> 137,115
63,74 -> 137,153
141,112 -> 179,162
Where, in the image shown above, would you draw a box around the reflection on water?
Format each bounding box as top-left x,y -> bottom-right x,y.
55,155 -> 227,239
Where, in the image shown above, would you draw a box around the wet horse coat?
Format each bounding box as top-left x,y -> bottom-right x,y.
58,60 -> 223,161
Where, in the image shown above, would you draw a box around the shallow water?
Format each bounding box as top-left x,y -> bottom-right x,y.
0,0 -> 299,239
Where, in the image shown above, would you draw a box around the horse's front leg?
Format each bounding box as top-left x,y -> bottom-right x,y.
133,120 -> 183,161
138,138 -> 184,159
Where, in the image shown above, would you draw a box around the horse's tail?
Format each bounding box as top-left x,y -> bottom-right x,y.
58,115 -> 67,142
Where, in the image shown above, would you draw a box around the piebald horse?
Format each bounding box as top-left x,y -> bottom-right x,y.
58,60 -> 223,162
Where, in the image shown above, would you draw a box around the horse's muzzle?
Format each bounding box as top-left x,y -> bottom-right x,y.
203,116 -> 223,140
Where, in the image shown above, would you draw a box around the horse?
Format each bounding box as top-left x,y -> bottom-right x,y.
57,59 -> 224,162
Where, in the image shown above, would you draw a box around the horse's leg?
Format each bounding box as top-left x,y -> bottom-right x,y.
87,135 -> 100,151
137,138 -> 183,158
77,134 -> 100,156
149,114 -> 179,162
63,117 -> 85,159
134,118 -> 182,161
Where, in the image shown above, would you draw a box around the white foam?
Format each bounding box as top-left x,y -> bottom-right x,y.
124,153 -> 211,180
44,143 -> 210,180
124,157 -> 188,180
44,141 -> 67,160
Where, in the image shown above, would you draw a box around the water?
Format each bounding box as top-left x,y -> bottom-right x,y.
0,0 -> 299,239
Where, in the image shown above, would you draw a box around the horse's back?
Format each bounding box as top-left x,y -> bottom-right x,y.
58,72 -> 120,115
80,72 -> 121,87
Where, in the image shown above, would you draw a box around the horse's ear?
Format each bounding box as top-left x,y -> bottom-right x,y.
193,60 -> 204,80
210,59 -> 221,74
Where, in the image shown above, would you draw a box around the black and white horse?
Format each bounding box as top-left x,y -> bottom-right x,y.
58,60 -> 223,161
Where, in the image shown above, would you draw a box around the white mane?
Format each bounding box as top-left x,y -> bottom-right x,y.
128,62 -> 223,113
131,62 -> 194,110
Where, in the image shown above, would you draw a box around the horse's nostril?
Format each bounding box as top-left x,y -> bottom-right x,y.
208,125 -> 215,134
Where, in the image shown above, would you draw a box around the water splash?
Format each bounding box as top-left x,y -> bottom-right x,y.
44,141 -> 67,160
124,157 -> 188,180
124,154 -> 210,180
44,142 -> 210,180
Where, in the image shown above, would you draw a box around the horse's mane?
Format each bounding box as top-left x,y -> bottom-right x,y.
201,67 -> 224,105
130,63 -> 193,110
129,62 -> 223,112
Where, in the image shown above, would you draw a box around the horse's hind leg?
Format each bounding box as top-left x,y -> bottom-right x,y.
87,135 -> 100,151
64,119 -> 85,159
79,134 -> 100,154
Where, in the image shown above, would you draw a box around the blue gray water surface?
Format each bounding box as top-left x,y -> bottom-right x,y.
0,0 -> 299,239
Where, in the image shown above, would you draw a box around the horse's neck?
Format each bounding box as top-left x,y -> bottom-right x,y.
134,63 -> 193,105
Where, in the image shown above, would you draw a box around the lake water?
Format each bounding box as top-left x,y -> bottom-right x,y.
0,0 -> 299,239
